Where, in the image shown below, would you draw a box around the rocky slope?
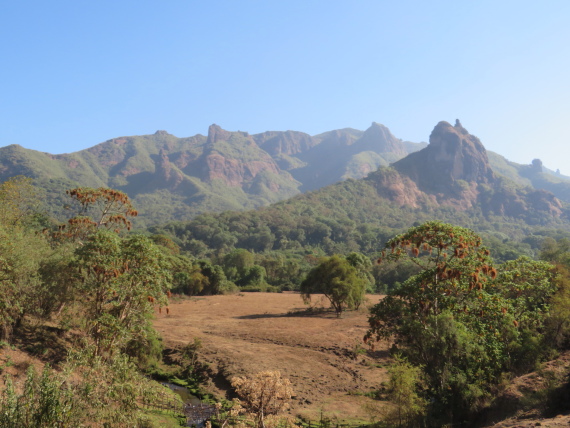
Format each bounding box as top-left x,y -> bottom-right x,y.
0,123 -> 423,225
0,119 -> 569,226
368,120 -> 564,218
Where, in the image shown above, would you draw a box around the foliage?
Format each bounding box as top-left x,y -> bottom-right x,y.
231,371 -> 293,428
73,230 -> 171,357
0,365 -> 76,428
0,177 -> 50,340
68,345 -> 179,426
55,187 -> 138,241
384,357 -> 427,428
365,221 -> 558,425
301,255 -> 370,316
0,176 -> 44,228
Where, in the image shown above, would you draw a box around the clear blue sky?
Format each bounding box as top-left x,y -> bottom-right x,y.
2,1 -> 569,173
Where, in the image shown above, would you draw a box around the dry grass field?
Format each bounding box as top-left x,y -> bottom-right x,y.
153,292 -> 391,423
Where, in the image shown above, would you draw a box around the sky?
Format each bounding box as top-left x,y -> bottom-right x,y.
2,1 -> 570,173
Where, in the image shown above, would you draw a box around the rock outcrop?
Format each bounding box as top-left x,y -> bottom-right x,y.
253,130 -> 317,156
353,122 -> 407,156
394,120 -> 495,195
200,125 -> 295,190
369,120 -> 564,218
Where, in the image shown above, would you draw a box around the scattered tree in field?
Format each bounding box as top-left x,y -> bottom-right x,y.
231,371 -> 293,428
301,255 -> 370,316
365,221 -> 557,425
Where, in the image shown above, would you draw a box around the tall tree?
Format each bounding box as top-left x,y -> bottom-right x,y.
365,221 -> 557,424
0,177 -> 49,340
73,230 -> 171,357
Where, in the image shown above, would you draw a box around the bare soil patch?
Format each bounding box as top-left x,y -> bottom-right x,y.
153,292 -> 390,422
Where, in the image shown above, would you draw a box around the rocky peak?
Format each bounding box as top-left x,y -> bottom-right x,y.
355,122 -> 407,155
531,158 -> 544,173
394,121 -> 494,194
207,124 -> 233,145
253,130 -> 316,156
154,130 -> 170,136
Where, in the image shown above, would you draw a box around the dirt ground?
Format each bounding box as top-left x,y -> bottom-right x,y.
153,292 -> 390,422
483,352 -> 570,428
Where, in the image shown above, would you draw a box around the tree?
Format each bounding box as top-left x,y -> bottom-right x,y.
385,357 -> 426,428
301,255 -> 369,316
223,249 -> 255,281
0,176 -> 43,227
231,371 -> 293,428
55,187 -> 138,242
365,221 -> 557,424
0,177 -> 49,340
73,230 -> 171,357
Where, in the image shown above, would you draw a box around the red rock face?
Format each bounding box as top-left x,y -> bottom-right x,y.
371,168 -> 436,208
205,153 -> 280,187
67,159 -> 80,169
394,120 -> 495,195
527,189 -> 563,217
374,120 -> 564,218
253,131 -> 317,156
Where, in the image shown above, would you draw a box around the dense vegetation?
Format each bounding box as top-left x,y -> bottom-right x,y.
366,221 -> 570,427
2,176 -> 570,426
0,178 -> 189,426
149,171 -> 570,295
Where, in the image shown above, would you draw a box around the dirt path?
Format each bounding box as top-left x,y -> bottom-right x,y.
153,293 -> 390,422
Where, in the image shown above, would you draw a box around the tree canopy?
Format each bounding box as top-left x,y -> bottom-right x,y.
365,221 -> 558,425
301,255 -> 370,316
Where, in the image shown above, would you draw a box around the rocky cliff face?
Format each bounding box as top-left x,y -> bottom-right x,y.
2,120 -> 567,225
353,122 -> 407,156
394,120 -> 495,195
200,124 -> 292,189
370,120 -> 564,218
253,130 -> 317,156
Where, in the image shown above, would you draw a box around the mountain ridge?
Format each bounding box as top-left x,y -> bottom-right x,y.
1,120 -> 569,227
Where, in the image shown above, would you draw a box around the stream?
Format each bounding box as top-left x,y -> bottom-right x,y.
161,382 -> 202,405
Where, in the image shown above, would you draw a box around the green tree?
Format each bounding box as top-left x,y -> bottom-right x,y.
0,177 -> 49,340
223,248 -> 255,282
365,221 -> 557,424
301,255 -> 368,316
73,230 -> 171,357
385,357 -> 426,428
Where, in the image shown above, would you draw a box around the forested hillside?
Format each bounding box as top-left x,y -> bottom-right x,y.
2,120 -> 570,228
0,123 -> 424,226
148,122 -> 569,291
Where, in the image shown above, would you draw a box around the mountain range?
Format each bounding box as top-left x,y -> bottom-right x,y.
1,120 -> 569,227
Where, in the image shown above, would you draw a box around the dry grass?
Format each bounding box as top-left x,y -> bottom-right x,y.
153,292 -> 391,422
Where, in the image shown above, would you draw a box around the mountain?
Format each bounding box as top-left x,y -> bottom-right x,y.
0,123 -> 424,226
372,120 -> 564,217
1,119 -> 570,228
151,121 -> 570,264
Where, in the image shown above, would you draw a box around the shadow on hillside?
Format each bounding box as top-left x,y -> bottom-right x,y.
235,308 -> 345,320
12,324 -> 72,366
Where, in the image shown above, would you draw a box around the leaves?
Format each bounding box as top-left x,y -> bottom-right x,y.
366,221 -> 558,424
301,255 -> 370,316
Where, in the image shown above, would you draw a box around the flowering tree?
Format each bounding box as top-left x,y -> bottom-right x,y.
365,221 -> 557,424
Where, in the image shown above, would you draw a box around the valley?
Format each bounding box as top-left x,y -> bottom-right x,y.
154,293 -> 387,423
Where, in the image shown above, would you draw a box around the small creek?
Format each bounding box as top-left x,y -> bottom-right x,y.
161,382 -> 202,405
